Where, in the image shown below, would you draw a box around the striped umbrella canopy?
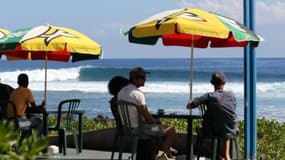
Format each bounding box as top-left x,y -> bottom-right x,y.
0,25 -> 102,61
124,8 -> 263,48
122,8 -> 263,105
0,24 -> 102,101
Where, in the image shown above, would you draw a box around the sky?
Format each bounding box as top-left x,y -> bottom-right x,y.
1,0 -> 284,59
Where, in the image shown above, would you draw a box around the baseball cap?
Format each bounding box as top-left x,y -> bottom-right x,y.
210,71 -> 226,85
129,67 -> 150,79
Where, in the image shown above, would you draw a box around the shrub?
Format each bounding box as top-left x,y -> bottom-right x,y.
48,115 -> 285,159
0,120 -> 49,160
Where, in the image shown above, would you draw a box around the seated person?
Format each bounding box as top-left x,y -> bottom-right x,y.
0,78 -> 14,120
187,71 -> 238,160
117,67 -> 177,160
108,75 -> 129,129
7,73 -> 45,137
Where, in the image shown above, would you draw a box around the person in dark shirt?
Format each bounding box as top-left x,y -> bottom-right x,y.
108,75 -> 129,130
0,78 -> 14,119
187,71 -> 238,160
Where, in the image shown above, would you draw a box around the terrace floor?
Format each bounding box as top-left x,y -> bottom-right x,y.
37,148 -> 207,160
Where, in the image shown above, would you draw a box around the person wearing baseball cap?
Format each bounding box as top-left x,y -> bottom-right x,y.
187,71 -> 238,160
118,67 -> 176,160
128,67 -> 150,87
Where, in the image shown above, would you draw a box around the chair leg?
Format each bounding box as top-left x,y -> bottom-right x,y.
233,137 -> 241,160
58,130 -> 63,154
59,129 -> 67,155
131,137 -> 139,160
226,134 -> 240,160
230,139 -> 234,160
211,137 -> 218,160
118,152 -> 123,160
111,133 -> 119,160
63,129 -> 67,156
72,129 -> 79,154
118,136 -> 125,160
195,135 -> 201,160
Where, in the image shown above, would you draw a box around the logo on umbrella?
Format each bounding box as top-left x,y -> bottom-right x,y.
22,26 -> 78,45
0,26 -> 78,46
0,31 -> 6,38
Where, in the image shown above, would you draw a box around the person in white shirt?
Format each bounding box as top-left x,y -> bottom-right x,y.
118,67 -> 176,160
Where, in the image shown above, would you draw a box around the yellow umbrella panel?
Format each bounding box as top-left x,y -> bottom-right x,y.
132,8 -> 229,39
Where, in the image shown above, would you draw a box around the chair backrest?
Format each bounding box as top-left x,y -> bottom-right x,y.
198,104 -> 207,116
5,100 -> 20,129
199,103 -> 228,137
198,104 -> 216,137
56,99 -> 80,130
116,100 -> 144,134
109,97 -> 123,132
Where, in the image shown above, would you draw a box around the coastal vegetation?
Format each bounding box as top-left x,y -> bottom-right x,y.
1,117 -> 283,159
77,116 -> 285,160
0,120 -> 49,160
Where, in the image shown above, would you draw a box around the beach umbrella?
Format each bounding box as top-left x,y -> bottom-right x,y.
122,8 -> 263,105
0,24 -> 102,101
0,28 -> 10,59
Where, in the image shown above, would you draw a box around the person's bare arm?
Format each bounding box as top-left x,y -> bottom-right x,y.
30,100 -> 46,109
30,102 -> 37,108
141,104 -> 156,124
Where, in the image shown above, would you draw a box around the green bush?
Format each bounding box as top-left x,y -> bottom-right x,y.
255,118 -> 285,159
47,115 -> 285,159
0,120 -> 49,160
161,117 -> 285,160
73,116 -> 284,160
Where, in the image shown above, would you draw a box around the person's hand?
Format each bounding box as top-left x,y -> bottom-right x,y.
186,100 -> 193,109
41,100 -> 46,109
155,118 -> 162,125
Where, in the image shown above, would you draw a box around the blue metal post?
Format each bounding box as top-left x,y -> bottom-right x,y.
243,0 -> 251,159
249,0 -> 257,159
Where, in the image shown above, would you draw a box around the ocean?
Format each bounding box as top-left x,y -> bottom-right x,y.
0,58 -> 284,122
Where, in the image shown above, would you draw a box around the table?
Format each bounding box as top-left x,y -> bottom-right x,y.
152,113 -> 202,160
42,110 -> 85,153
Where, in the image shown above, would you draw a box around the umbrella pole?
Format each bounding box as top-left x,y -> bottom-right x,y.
44,51 -> 48,103
189,35 -> 194,115
190,44 -> 194,101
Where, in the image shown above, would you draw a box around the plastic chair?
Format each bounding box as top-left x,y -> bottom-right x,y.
195,104 -> 212,159
109,98 -> 124,160
5,100 -> 31,131
211,133 -> 240,160
195,104 -> 240,160
3,100 -> 32,145
116,100 -> 162,160
4,100 -> 20,128
48,99 -> 80,155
